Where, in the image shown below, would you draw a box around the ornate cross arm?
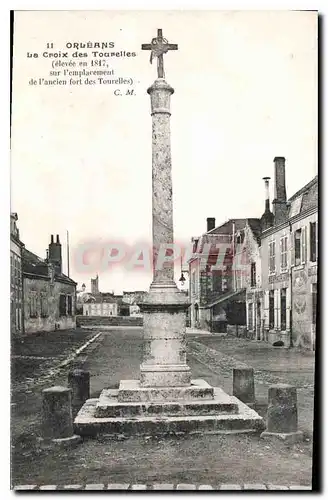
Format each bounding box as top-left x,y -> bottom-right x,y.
142,29 -> 178,79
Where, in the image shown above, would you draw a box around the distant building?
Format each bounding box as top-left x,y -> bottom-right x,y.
83,301 -> 118,316
82,276 -> 118,316
22,234 -> 77,334
10,213 -> 24,336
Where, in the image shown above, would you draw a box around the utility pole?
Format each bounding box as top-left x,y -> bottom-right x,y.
67,230 -> 70,278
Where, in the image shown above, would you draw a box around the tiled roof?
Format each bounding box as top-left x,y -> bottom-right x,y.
288,175 -> 318,217
247,218 -> 262,241
208,219 -> 247,235
22,249 -> 49,276
22,248 -> 76,285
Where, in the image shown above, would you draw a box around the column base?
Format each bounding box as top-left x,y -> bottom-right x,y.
140,363 -> 191,387
260,430 -> 303,443
117,378 -> 214,403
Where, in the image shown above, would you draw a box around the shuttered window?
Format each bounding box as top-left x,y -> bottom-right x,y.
269,241 -> 276,274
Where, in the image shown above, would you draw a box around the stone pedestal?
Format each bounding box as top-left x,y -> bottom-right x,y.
233,367 -> 255,406
68,369 -> 90,412
41,386 -> 81,446
260,384 -> 303,443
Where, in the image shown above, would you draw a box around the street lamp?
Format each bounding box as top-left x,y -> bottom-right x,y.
179,272 -> 186,287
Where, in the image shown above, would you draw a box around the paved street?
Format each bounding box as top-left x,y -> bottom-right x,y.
11,328 -> 314,487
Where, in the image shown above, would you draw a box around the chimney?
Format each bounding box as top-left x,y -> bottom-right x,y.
207,217 -> 216,232
48,233 -> 62,274
260,177 -> 274,231
272,156 -> 288,225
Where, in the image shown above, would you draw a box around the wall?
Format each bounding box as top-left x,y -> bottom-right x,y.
24,276 -> 76,334
77,315 -> 143,327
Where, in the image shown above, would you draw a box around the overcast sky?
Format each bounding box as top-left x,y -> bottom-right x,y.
11,10 -> 317,294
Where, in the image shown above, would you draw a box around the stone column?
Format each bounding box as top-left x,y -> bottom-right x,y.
41,386 -> 81,446
68,369 -> 90,414
139,79 -> 190,388
233,367 -> 255,406
261,384 -> 303,442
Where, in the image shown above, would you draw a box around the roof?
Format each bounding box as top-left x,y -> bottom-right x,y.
207,219 -> 247,235
22,248 -> 76,286
287,175 -> 318,217
206,288 -> 246,308
22,249 -> 49,276
246,218 -> 262,242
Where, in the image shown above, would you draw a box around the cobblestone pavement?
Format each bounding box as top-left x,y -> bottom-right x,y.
187,335 -> 315,437
188,337 -> 314,389
11,329 -> 103,444
14,482 -> 312,490
11,328 -> 314,487
11,329 -> 100,392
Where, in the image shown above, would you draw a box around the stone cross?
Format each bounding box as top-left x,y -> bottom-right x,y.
141,29 -> 178,79
138,32 -> 191,389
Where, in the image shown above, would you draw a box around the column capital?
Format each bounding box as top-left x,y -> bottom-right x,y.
147,78 -> 174,95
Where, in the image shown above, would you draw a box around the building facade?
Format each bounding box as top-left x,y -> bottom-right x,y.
81,277 -> 119,316
23,234 -> 77,334
10,213 -> 24,336
245,157 -> 318,349
189,218 -> 252,332
83,302 -> 118,316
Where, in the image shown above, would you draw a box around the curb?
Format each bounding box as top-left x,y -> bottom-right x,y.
13,483 -> 312,491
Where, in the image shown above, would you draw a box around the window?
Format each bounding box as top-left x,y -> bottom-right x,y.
222,277 -> 228,291
235,271 -> 242,290
269,290 -> 275,329
281,288 -> 287,330
280,236 -> 288,273
212,270 -> 222,292
29,291 -> 38,318
294,229 -> 301,265
11,254 -> 14,283
312,283 -> 317,324
191,270 -> 196,294
269,241 -> 276,274
67,295 -> 72,316
40,293 -> 49,318
59,294 -> 67,316
248,303 -> 254,330
301,227 -> 307,263
250,262 -> 256,287
310,222 -> 317,262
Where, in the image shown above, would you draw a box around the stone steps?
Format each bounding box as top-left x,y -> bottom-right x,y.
95,387 -> 239,418
74,395 -> 264,437
116,378 -> 215,403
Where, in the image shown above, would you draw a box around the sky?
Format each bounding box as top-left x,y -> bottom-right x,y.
11,10 -> 318,294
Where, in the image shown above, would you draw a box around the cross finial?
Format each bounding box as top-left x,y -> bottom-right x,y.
141,29 -> 178,79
